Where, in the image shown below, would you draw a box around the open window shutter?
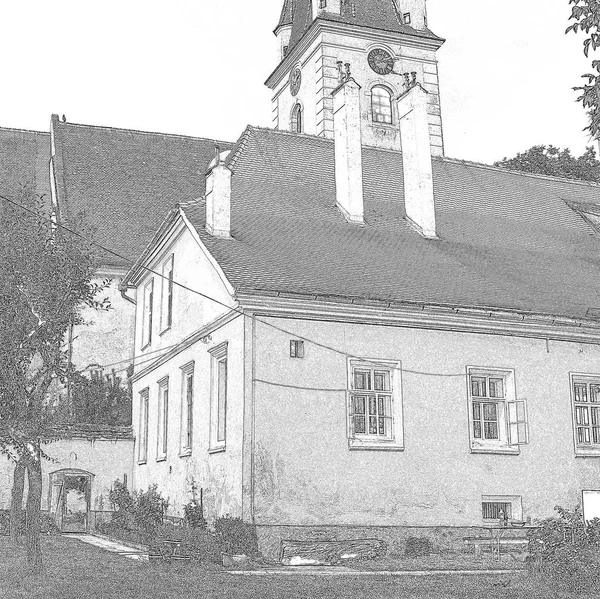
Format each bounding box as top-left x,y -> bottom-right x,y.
508,399 -> 529,445
348,393 -> 355,439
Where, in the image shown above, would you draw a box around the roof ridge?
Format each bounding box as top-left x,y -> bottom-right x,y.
439,156 -> 600,189
55,119 -> 232,145
0,125 -> 49,136
248,126 -> 600,188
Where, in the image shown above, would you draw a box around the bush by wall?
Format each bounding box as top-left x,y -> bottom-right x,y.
150,523 -> 221,563
214,516 -> 259,557
527,505 -> 600,590
0,510 -> 60,536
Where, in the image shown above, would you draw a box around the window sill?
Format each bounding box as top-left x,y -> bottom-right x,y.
575,448 -> 600,457
369,122 -> 397,131
349,438 -> 404,452
470,445 -> 520,456
179,450 -> 192,458
137,460 -> 147,466
208,446 -> 226,455
159,326 -> 172,337
141,342 -> 152,351
156,456 -> 167,463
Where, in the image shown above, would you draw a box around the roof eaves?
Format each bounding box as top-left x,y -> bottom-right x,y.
50,114 -> 70,224
121,206 -> 182,288
236,288 -> 600,329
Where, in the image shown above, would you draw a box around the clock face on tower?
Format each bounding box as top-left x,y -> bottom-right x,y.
290,68 -> 302,96
368,49 -> 394,76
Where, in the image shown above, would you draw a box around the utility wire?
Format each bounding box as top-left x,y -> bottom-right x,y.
1,193 -> 472,379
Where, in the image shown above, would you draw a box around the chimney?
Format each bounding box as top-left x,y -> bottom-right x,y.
205,147 -> 232,238
396,78 -> 437,239
332,62 -> 364,224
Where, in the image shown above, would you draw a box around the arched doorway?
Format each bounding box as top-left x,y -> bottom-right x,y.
49,469 -> 94,533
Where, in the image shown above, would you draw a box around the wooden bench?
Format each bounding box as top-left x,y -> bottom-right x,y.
464,537 -> 528,557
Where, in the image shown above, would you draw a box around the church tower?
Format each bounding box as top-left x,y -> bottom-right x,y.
266,0 -> 445,156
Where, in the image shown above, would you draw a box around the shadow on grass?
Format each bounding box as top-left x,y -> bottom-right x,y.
0,536 -> 593,599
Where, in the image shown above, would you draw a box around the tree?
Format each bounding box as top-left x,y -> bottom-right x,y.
67,367 -> 133,426
0,189 -> 108,571
566,0 -> 600,140
494,144 -> 600,181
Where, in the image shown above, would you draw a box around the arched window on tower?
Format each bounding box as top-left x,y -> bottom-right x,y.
371,86 -> 393,124
291,103 -> 303,133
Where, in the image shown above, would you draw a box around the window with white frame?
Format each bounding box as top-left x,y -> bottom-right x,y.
180,362 -> 194,456
571,374 -> 600,456
141,279 -> 154,348
157,377 -> 169,460
160,255 -> 174,333
371,86 -> 393,124
467,367 -> 528,453
347,359 -> 404,450
138,388 -> 149,464
209,343 -> 228,451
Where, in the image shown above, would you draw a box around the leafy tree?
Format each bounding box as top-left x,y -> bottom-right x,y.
0,189 -> 108,571
494,144 -> 600,181
65,367 -> 132,426
566,0 -> 600,140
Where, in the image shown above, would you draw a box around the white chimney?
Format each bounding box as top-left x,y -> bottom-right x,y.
332,62 -> 364,224
396,81 -> 437,239
205,148 -> 232,238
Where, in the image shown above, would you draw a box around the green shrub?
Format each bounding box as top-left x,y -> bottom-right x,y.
132,485 -> 168,534
0,510 -> 60,536
527,505 -> 600,590
214,516 -> 259,557
109,480 -> 135,528
404,537 -> 433,557
107,482 -> 168,536
183,500 -> 206,529
150,523 -> 221,563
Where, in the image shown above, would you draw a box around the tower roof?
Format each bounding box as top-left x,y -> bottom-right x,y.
278,0 -> 443,53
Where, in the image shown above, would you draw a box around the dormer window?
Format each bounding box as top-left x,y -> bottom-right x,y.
371,86 -> 393,124
291,103 -> 303,133
320,0 -> 327,7
403,12 -> 411,24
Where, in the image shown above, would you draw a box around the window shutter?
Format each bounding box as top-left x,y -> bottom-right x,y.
347,393 -> 355,439
508,399 -> 529,445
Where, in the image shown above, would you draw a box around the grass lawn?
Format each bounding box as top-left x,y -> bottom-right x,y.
0,535 -> 596,599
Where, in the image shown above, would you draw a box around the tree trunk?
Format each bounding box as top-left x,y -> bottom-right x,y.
9,457 -> 27,543
25,453 -> 43,572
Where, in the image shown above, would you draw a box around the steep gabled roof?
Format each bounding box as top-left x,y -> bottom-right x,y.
0,127 -> 50,202
177,127 -> 600,321
281,0 -> 443,55
51,116 -> 233,270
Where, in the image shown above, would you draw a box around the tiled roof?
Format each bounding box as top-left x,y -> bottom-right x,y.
0,127 -> 50,202
51,116 -> 233,269
277,0 -> 294,30
182,127 -> 600,320
283,0 -> 443,53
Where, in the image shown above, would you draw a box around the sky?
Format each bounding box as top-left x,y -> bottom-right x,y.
0,0 -> 595,164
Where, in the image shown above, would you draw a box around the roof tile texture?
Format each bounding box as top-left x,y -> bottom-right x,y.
52,121 -> 232,268
185,128 -> 600,320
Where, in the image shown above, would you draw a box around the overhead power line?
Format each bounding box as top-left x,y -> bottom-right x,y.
1,193 -> 472,378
